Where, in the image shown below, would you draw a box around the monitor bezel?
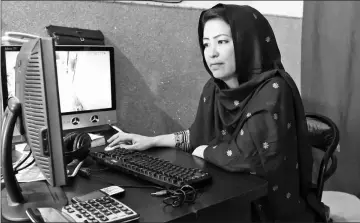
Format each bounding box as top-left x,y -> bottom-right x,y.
1,45 -> 117,116
1,45 -> 21,111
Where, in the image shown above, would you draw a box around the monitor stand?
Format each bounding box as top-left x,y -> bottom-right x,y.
1,100 -> 68,222
1,181 -> 68,222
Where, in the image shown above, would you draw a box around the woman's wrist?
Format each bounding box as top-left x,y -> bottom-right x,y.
151,135 -> 160,147
151,132 -> 190,150
151,134 -> 174,148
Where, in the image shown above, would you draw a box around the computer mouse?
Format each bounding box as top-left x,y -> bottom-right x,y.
104,144 -> 121,151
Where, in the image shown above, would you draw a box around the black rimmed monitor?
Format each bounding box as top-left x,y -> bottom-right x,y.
1,45 -> 117,141
1,38 -> 68,221
1,45 -> 26,144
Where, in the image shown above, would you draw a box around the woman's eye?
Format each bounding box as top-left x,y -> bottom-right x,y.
203,43 -> 209,48
218,40 -> 229,44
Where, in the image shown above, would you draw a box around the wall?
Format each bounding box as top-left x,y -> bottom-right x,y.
120,1 -> 304,18
1,1 -> 302,135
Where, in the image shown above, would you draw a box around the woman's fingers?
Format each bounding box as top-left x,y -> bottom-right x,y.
121,144 -> 138,150
107,134 -> 117,143
107,133 -> 132,147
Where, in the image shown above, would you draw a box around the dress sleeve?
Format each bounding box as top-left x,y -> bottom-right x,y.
202,113 -> 268,174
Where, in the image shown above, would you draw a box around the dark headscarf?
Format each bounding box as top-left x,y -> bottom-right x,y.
190,4 -> 327,221
191,3 -> 287,147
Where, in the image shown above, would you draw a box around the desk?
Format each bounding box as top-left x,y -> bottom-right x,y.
64,144 -> 268,222
2,136 -> 268,222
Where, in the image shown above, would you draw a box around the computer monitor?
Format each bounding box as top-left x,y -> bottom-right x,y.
1,45 -> 117,140
1,45 -> 25,144
1,38 -> 68,221
55,45 -> 117,132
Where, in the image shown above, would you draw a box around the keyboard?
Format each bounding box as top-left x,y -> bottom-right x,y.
62,195 -> 139,223
89,149 -> 212,189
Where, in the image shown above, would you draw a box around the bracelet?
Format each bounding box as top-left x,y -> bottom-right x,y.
174,130 -> 191,152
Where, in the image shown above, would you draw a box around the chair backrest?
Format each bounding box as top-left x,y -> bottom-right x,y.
306,112 -> 339,200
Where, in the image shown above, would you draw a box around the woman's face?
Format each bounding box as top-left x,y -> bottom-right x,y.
203,18 -> 236,81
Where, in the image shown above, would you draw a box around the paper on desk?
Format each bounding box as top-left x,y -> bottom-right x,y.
15,143 -> 28,153
88,133 -> 104,140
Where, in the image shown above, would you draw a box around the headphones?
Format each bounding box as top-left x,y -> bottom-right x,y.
63,132 -> 91,164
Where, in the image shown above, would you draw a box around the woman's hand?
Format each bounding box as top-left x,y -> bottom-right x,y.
107,132 -> 155,151
192,145 -> 208,159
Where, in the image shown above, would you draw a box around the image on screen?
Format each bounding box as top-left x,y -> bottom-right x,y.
4,51 -> 18,100
2,47 -> 114,114
55,50 -> 112,113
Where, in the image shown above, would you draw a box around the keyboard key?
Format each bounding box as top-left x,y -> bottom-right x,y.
88,207 -> 96,212
76,214 -> 83,218
104,211 -> 112,216
125,210 -> 133,215
100,217 -> 108,221
95,213 -> 104,218
67,209 -> 75,213
99,208 -> 107,212
83,204 -> 91,209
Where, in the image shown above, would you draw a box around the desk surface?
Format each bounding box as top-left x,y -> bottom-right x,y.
2,129 -> 268,222
63,144 -> 268,222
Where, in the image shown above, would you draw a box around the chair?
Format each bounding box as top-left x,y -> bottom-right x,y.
252,112 -> 357,222
306,112 -> 360,222
306,112 -> 339,201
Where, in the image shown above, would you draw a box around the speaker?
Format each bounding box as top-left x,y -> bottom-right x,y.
63,132 -> 91,164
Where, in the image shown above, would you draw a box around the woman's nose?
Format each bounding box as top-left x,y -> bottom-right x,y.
209,45 -> 219,58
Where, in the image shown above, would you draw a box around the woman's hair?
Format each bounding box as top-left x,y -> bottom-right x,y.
198,6 -> 233,88
200,6 -> 229,29
198,4 -> 284,86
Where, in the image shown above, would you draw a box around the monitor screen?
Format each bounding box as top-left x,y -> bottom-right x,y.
1,46 -> 24,144
56,47 -> 114,114
1,46 -> 19,109
1,45 -> 117,135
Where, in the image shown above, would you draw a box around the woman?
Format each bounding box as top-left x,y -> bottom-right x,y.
108,3 -> 327,222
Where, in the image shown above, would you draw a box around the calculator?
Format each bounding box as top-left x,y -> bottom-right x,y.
62,195 -> 140,222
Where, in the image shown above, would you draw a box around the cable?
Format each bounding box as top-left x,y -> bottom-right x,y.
14,158 -> 35,173
77,168 -> 164,190
77,168 -> 200,207
13,146 -> 32,170
92,174 -> 199,207
1,147 -> 32,180
88,167 -> 109,172
90,174 -> 164,190
162,185 -> 198,207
